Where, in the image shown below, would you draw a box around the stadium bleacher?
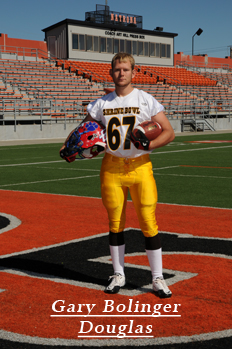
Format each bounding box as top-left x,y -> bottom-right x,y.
55,59 -> 232,128
0,52 -> 232,133
0,59 -> 105,121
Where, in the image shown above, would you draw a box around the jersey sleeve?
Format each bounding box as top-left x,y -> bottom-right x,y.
87,99 -> 102,122
139,90 -> 164,117
149,95 -> 164,116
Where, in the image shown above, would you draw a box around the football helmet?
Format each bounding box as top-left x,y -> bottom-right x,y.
60,121 -> 106,162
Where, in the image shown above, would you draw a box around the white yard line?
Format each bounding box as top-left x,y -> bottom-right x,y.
0,169 -> 230,189
153,173 -> 231,179
36,166 -> 100,172
0,160 -> 64,167
153,165 -> 179,170
0,144 -> 231,188
0,144 -> 232,168
150,144 -> 232,155
0,175 -> 100,188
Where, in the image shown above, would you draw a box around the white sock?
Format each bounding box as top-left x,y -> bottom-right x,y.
110,244 -> 125,276
146,248 -> 163,280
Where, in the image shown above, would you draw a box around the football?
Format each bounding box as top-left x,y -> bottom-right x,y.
133,120 -> 162,141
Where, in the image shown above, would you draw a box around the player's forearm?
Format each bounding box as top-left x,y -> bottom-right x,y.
149,128 -> 175,150
149,111 -> 175,150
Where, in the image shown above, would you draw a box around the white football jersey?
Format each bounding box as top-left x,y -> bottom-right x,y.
87,88 -> 164,158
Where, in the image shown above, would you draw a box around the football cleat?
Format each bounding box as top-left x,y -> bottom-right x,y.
104,273 -> 126,294
153,277 -> 172,298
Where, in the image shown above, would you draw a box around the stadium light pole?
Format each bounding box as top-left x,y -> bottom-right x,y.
192,28 -> 203,56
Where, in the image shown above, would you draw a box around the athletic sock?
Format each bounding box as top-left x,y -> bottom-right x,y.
146,248 -> 163,280
110,244 -> 125,276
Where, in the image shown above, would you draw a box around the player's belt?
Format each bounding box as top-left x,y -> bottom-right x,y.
104,153 -> 150,164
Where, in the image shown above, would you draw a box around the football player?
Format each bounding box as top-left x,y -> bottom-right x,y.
82,53 -> 175,298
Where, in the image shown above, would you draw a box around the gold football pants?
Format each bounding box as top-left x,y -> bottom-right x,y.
100,153 -> 158,237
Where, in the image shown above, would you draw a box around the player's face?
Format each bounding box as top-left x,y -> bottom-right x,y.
110,59 -> 135,87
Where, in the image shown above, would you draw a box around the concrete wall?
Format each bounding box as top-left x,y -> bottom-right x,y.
211,117 -> 232,130
174,52 -> 232,69
0,118 -> 231,142
0,123 -> 76,142
0,33 -> 48,59
171,117 -> 232,133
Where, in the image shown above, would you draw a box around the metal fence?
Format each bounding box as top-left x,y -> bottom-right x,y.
1,97 -> 231,132
0,46 -> 50,61
0,99 -> 86,132
165,100 -> 231,131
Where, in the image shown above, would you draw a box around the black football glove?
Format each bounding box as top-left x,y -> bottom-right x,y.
130,130 -> 150,150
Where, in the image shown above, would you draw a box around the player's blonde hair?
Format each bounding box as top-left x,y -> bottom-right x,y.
111,53 -> 135,70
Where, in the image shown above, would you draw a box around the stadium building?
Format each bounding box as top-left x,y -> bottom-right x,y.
42,4 -> 177,67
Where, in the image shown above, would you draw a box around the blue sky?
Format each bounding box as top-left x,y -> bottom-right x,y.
0,0 -> 231,58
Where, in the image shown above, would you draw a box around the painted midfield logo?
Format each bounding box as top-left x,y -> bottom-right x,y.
0,191 -> 231,346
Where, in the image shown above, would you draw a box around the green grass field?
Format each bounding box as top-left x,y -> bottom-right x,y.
0,132 -> 232,209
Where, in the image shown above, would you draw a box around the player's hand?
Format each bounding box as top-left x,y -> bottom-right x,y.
130,130 -> 150,150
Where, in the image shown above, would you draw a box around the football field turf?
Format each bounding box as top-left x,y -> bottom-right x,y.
0,132 -> 231,348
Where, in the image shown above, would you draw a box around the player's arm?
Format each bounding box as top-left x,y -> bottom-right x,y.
149,111 -> 175,150
81,113 -> 95,123
130,111 -> 175,151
